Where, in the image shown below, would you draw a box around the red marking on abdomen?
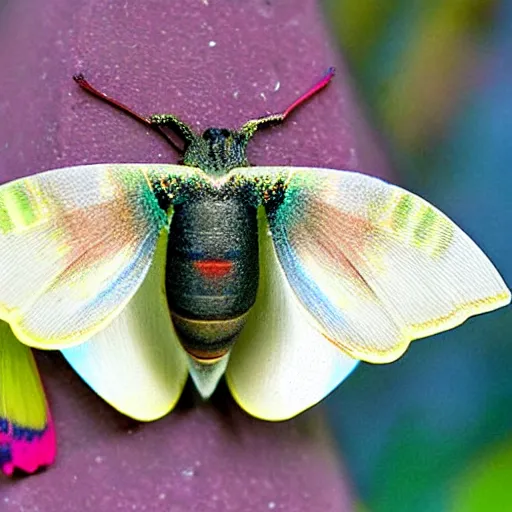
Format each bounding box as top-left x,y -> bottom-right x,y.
194,259 -> 233,279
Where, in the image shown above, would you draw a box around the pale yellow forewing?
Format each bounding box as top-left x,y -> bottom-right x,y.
0,163 -> 196,349
237,167 -> 510,363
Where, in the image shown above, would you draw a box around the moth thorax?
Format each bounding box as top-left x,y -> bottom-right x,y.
165,196 -> 259,360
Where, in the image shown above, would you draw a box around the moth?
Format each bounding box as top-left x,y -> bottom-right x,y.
0,68 -> 509,475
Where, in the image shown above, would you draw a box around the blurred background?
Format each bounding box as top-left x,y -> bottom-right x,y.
322,1 -> 512,511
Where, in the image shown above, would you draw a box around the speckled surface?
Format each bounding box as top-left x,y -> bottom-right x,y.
0,0 -> 391,510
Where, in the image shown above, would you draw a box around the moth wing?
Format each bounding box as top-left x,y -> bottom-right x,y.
61,231 -> 189,421
0,163 -> 196,349
238,167 -> 510,363
0,321 -> 55,475
226,211 -> 358,421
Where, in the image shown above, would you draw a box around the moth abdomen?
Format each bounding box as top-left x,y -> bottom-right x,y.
166,195 -> 259,359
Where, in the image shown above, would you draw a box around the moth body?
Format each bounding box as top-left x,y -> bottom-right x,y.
156,126 -> 260,360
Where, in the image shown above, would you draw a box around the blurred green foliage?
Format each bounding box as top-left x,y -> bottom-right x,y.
322,2 -> 512,511
325,0 -> 498,154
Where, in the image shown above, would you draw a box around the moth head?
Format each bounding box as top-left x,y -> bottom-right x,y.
182,127 -> 251,175
201,127 -> 233,141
